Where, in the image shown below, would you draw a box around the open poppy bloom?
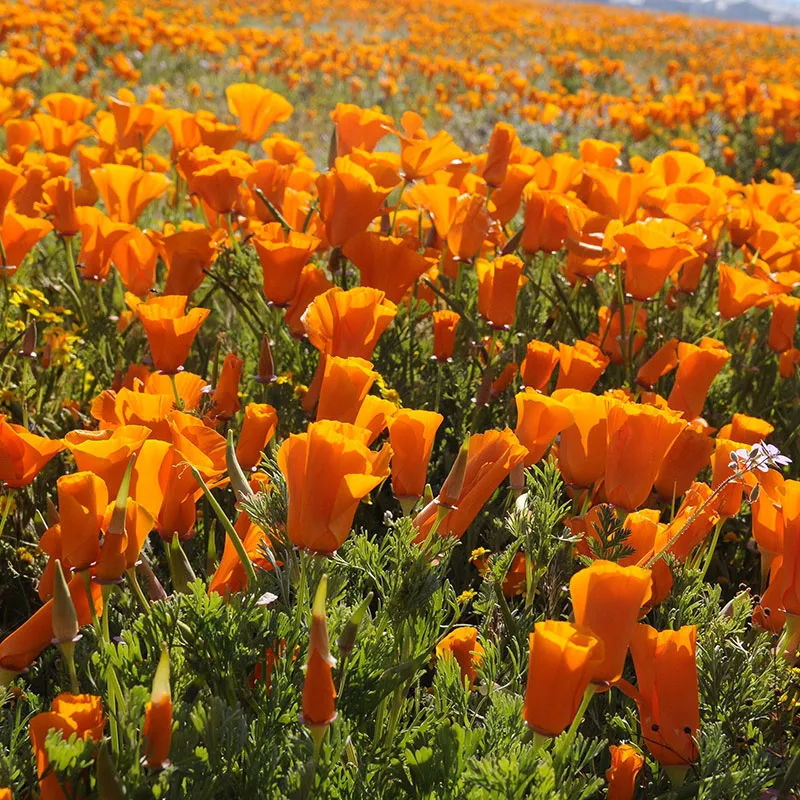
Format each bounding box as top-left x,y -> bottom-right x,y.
0,210 -> 52,275
653,422 -> 715,500
514,389 -> 574,466
717,263 -> 769,319
519,340 -> 560,391
555,340 -> 610,392
354,396 -> 399,445
636,338 -> 679,389
159,225 -> 223,297
254,223 -> 320,307
436,627 -> 485,684
316,356 -> 378,424
91,164 -> 171,224
277,420 -> 391,554
0,415 -> 63,488
387,408 -> 443,511
226,83 -> 293,143
38,176 -> 80,236
112,228 -> 159,296
523,620 -> 604,737
667,339 -> 731,421
74,206 -> 133,283
569,560 -> 653,686
398,129 -> 466,180
132,294 -> 211,374
330,103 -> 393,156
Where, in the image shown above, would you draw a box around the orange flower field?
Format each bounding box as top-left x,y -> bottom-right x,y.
0,0 -> 799,797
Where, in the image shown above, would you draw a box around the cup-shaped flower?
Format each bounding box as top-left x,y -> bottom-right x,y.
436,627 -> 485,685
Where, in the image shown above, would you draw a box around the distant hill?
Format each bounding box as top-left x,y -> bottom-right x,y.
580,0 -> 800,25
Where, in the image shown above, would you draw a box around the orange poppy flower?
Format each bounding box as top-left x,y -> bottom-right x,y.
207,353 -> 243,422
554,390 -> 613,488
236,404 -> 278,472
569,560 -> 652,685
353,396 -> 399,445
0,574 -> 101,675
654,423 -> 715,501
555,340 -> 610,392
112,228 -> 159,296
475,254 -> 526,329
133,294 -> 211,374
38,176 -> 80,236
751,476 -> 784,578
41,92 -> 95,123
636,338 -> 679,389
606,744 -> 645,800
32,112 -> 93,157
649,482 -> 721,562
63,424 -> 150,499
415,429 -> 527,540
614,221 -> 696,300
316,156 -> 397,247
0,159 -> 24,220
95,498 -> 154,584
30,693 -> 105,800
446,193 -> 492,262
519,340 -> 560,391
626,624 -> 700,768
596,305 -> 647,364
108,93 -> 167,149
226,83 -> 293,143
482,122 -> 519,188
91,164 -> 171,224
778,481 -> 800,619
514,389 -> 574,466
717,263 -> 768,319
604,402 -> 685,510
667,339 -> 731,421
0,414 -> 63,488
284,266 -> 333,338
143,645 -> 172,769
522,621 -> 604,737
74,206 -> 133,283
56,471 -> 108,572
192,158 -> 255,215
5,118 -> 39,164
159,225 -> 222,297
398,129 -> 466,180
302,576 -> 337,730
0,210 -> 51,274
342,231 -> 433,304
710,438 -> 750,517
431,310 -> 460,362
253,223 -> 320,307
436,627 -> 485,684
387,409 -> 443,509
277,420 -> 391,554
330,103 -> 393,156
316,356 -> 377,424
780,348 -> 800,380
718,413 -> 775,445
768,295 -> 800,353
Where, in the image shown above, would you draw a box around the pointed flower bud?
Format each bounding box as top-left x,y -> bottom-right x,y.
302,575 -> 337,734
167,534 -> 196,593
17,320 -> 37,359
96,741 -> 125,800
255,333 -> 276,385
143,643 -> 173,769
337,592 -> 373,658
227,430 -> 255,506
438,440 -> 469,511
52,560 -> 79,645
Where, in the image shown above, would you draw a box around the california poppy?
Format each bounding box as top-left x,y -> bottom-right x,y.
514,389 -> 574,466
482,122 -> 519,188
649,482 -> 721,562
667,339 -> 731,421
254,223 -> 320,307
519,340 -> 560,391
191,158 -> 254,215
353,396 -> 399,444
431,310 -> 460,362
236,404 -> 278,471
596,305 -> 647,364
654,423 -> 715,500
768,295 -> 800,353
38,176 -> 80,236
277,420 -> 391,554
91,164 -> 171,224
398,129 -> 466,180
226,83 -> 293,143
569,560 -> 652,685
606,744 -> 645,800
717,263 -> 768,319
636,338 -> 679,389
112,228 -> 159,296
387,409 -> 443,511
554,390 -> 614,488
207,353 -> 243,422
143,644 -> 172,769
330,103 -> 393,156
0,415 -> 63,487
132,294 -> 211,374
522,621 -> 604,737
74,206 -> 133,283
57,471 -> 108,572
555,340 -> 610,392
159,225 -> 222,297
302,575 -> 337,731
316,356 -> 377,424
436,627 -> 485,684
475,254 -> 526,329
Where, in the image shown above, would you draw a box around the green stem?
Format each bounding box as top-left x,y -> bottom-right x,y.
126,567 -> 150,611
63,239 -> 86,326
561,684 -> 596,752
699,519 -> 724,580
169,373 -> 185,411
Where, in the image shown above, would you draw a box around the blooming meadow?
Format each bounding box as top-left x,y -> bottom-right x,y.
0,0 -> 800,797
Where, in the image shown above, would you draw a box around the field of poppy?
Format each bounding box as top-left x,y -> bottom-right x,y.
1,0 -> 800,797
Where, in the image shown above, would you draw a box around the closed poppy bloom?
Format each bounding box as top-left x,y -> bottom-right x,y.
91,164 -> 171,224
63,424 -> 150,499
0,574 -> 101,675
769,295 -> 800,353
483,122 -> 518,188
143,644 -> 172,769
432,310 -> 460,362
254,223 -> 320,307
650,482 -> 721,562
191,158 -> 255,215
316,356 -> 377,424
520,340 -> 559,391
284,266 -> 333,338
387,409 -> 443,509
75,206 -> 134,283
415,429 -> 528,540
447,193 -> 492,262
57,471 -> 108,572
627,624 -> 700,768
302,576 -> 337,732
475,254 -> 526,329
133,294 -> 211,374
654,423 -> 715,500
353,396 -> 399,445
113,228 -> 159,296
277,420 -> 391,554
236,403 -> 278,471
398,129 -> 466,180
96,499 -> 154,584
780,348 -> 800,380
303,286 -> 397,359
614,221 -> 696,300
160,226 -> 222,297
514,389 -> 574,466
604,403 -> 685,510
330,103 -> 393,156
596,305 -> 647,364
667,339 -> 731,421
555,340 -> 610,392
342,231 -> 433,304
226,83 -> 293,143
0,211 -> 52,275
778,481 -> 800,619
0,415 -> 63,487
523,621 -> 604,737
5,118 -> 39,164
316,156 -> 396,247
636,338 -> 679,389
436,627 -> 485,684
569,560 -> 652,685
207,353 -> 243,422
606,744 -> 645,800
39,176 -> 80,236
30,693 -> 105,800
717,263 -> 768,319
554,390 -> 614,488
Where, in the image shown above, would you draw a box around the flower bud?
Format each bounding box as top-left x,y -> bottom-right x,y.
167,534 -> 196,593
52,560 -> 79,645
227,430 -> 255,506
337,592 -> 373,658
438,440 -> 469,510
